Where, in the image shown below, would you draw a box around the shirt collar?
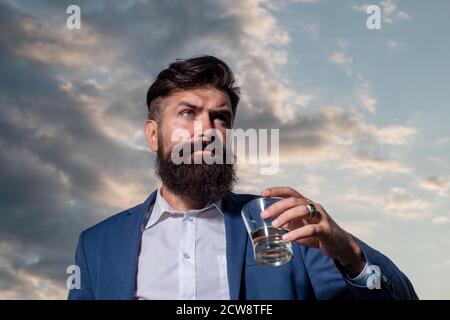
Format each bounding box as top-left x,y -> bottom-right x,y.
145,188 -> 224,229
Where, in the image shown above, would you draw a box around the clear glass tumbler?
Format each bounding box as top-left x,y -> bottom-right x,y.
241,197 -> 293,266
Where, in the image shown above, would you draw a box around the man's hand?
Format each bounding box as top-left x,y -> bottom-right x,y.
260,186 -> 366,278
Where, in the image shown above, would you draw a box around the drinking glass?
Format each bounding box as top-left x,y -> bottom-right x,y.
241,197 -> 293,266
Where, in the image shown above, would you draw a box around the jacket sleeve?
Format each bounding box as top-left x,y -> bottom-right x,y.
337,237 -> 419,300
67,231 -> 95,300
300,237 -> 418,300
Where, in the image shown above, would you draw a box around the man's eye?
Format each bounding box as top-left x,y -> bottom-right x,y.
180,110 -> 194,118
216,115 -> 228,122
213,114 -> 231,125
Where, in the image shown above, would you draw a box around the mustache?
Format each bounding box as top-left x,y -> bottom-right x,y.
172,139 -> 226,157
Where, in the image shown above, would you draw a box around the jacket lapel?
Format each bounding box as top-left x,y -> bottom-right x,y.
116,190 -> 252,300
223,192 -> 251,300
115,190 -> 157,299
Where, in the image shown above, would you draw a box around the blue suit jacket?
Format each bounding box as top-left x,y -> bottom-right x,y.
68,190 -> 418,300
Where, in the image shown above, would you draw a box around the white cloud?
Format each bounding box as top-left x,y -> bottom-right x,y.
432,216 -> 450,226
434,137 -> 450,146
352,4 -> 367,12
276,104 -> 416,175
262,0 -> 319,11
358,95 -> 377,113
340,220 -> 378,237
226,0 -> 290,46
341,152 -> 411,174
354,74 -> 378,114
14,18 -> 116,69
371,125 -> 417,145
381,0 -> 411,23
383,187 -> 431,220
0,243 -> 67,299
332,186 -> 431,221
329,52 -> 353,75
235,163 -> 280,193
419,176 -> 450,197
352,1 -> 411,24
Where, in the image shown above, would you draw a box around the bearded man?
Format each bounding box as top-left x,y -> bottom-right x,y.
68,56 -> 417,300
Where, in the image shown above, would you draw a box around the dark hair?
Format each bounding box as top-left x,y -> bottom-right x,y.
146,55 -> 240,122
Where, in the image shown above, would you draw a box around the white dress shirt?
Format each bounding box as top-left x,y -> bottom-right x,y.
136,188 -> 230,300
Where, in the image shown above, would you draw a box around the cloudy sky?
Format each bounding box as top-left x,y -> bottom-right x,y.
0,0 -> 449,299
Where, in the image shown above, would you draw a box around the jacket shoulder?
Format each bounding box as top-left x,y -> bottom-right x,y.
228,191 -> 261,206
80,202 -> 145,242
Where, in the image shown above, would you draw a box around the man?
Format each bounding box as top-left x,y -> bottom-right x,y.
68,55 -> 417,300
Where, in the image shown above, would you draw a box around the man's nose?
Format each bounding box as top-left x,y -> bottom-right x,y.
194,114 -> 218,142
197,113 -> 215,134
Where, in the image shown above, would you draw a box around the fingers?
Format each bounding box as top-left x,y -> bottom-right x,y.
282,224 -> 324,242
261,186 -> 305,199
261,196 -> 307,220
271,205 -> 312,228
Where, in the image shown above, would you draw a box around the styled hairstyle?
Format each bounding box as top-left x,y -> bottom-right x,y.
146,55 -> 240,122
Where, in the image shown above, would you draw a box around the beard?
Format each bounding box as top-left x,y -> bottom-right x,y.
155,134 -> 237,207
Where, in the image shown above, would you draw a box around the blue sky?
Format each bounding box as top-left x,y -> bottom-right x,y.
0,0 -> 449,299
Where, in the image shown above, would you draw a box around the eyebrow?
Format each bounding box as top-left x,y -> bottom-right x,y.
176,101 -> 232,114
176,101 -> 233,122
176,101 -> 228,110
176,101 -> 201,109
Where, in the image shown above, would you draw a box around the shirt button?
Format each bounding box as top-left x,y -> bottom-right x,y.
183,253 -> 191,259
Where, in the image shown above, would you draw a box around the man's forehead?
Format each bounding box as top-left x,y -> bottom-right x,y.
169,88 -> 231,107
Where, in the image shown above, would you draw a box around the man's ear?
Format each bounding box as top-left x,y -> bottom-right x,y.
144,119 -> 159,152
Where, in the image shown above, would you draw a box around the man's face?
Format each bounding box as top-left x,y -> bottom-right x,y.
158,87 -> 233,156
145,86 -> 237,206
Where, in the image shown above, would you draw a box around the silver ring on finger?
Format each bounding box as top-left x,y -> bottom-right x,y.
306,203 -> 320,220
